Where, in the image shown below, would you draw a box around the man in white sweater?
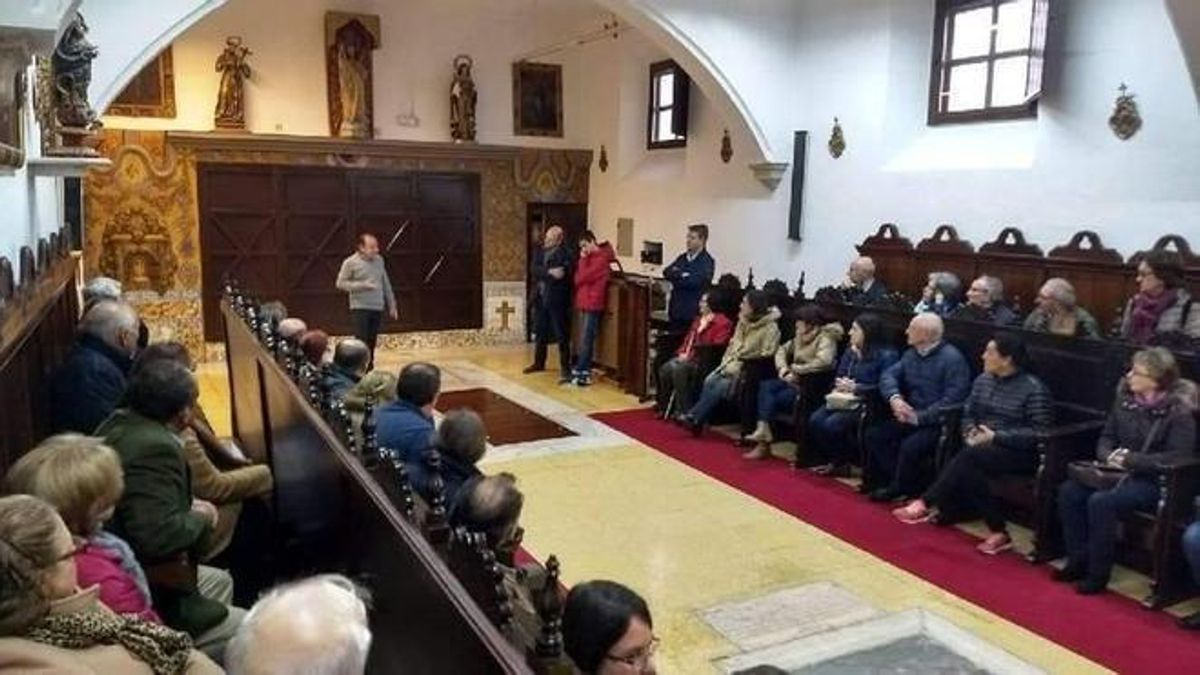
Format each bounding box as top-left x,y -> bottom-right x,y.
336,233 -> 397,365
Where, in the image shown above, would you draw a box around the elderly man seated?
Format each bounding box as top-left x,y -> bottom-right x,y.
865,313 -> 971,502
50,300 -> 141,434
1023,278 -> 1102,338
842,256 -> 888,303
950,275 -> 1017,326
226,575 -> 371,675
376,362 -> 441,464
323,338 -> 371,401
277,317 -> 308,343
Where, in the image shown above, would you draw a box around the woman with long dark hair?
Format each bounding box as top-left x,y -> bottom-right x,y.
562,580 -> 657,674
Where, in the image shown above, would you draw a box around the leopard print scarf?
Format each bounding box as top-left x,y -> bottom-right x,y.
25,611 -> 194,675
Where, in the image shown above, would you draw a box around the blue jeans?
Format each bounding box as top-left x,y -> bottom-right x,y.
687,372 -> 735,423
574,311 -> 603,375
757,379 -> 798,422
1185,521 -> 1200,586
1058,477 -> 1160,581
808,406 -> 860,465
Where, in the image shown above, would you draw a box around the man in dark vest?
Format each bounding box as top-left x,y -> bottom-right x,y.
524,225 -> 574,382
663,224 -> 716,330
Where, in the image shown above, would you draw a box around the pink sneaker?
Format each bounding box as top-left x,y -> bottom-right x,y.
977,533 -> 1013,555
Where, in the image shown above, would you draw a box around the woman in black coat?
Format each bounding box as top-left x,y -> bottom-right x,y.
1055,347 -> 1197,595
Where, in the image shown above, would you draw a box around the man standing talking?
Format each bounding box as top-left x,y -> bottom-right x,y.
523,225 -> 574,382
336,233 -> 397,366
663,223 -> 716,330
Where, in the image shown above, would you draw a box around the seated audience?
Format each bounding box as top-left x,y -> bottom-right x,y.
562,580 -> 657,675
225,574 -> 371,675
892,334 -> 1053,554
82,276 -> 151,350
1182,513 -> 1200,629
50,300 -> 141,434
866,313 -> 971,502
133,343 -> 273,561
298,329 -> 330,366
1120,250 -> 1200,344
913,271 -> 963,317
1023,278 -> 1102,339
677,290 -> 781,434
345,370 -> 399,451
377,362 -> 441,464
0,495 -> 220,674
96,358 -> 246,661
950,275 -> 1017,326
744,305 -> 844,459
324,338 -> 371,401
1055,347 -> 1197,595
842,256 -> 888,303
257,300 -> 287,327
277,317 -> 308,343
655,292 -> 733,416
807,313 -> 898,475
4,434 -> 159,623
416,408 -> 486,504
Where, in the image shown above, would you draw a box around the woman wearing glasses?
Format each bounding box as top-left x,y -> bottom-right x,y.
563,580 -> 658,674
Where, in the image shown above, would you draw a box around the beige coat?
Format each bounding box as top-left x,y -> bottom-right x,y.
716,308 -> 782,377
775,322 -> 844,376
0,587 -> 222,674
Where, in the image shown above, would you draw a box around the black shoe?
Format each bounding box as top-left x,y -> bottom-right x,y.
523,365 -> 545,374
1051,562 -> 1086,583
868,487 -> 900,503
1075,577 -> 1108,595
676,414 -> 702,437
558,373 -> 574,384
1178,610 -> 1200,630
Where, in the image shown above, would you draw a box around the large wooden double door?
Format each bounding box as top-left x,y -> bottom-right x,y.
199,164 -> 481,340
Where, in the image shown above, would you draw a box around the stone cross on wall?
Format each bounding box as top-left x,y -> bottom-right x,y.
495,301 -> 516,330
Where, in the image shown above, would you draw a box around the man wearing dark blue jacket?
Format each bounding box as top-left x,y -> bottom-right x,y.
867,313 -> 971,502
50,300 -> 141,434
377,362 -> 441,466
663,224 -> 716,328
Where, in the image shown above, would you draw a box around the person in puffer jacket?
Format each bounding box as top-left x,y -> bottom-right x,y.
571,231 -> 618,386
744,305 -> 844,459
678,290 -> 780,433
1056,347 -> 1198,596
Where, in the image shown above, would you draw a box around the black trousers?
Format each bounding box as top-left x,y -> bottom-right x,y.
922,445 -> 1038,532
532,301 -> 571,376
657,357 -> 699,414
351,309 -> 383,366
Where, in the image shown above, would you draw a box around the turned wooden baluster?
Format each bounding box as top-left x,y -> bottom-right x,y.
476,532 -> 515,632
535,555 -> 566,662
335,400 -> 355,448
386,447 -> 416,520
423,446 -> 449,544
360,393 -> 378,462
316,364 -> 333,415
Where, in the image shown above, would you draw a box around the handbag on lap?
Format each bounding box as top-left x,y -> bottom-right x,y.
1066,417 -> 1165,491
824,391 -> 862,411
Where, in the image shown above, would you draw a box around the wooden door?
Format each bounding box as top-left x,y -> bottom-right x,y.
352,172 -> 420,332
415,173 -> 481,331
280,169 -> 352,331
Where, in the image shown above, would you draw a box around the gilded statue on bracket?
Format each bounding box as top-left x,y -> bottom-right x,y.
449,55 -> 477,142
325,12 -> 380,139
1108,83 -> 1142,141
828,117 -> 846,158
214,36 -> 252,130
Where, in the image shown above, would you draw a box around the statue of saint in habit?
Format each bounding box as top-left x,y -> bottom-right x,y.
214,36 -> 252,129
449,55 -> 477,142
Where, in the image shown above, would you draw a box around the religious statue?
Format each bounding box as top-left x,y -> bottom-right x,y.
52,12 -> 99,130
214,36 -> 252,130
449,55 -> 477,142
325,13 -> 380,140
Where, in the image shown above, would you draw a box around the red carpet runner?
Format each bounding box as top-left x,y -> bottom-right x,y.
593,407 -> 1200,674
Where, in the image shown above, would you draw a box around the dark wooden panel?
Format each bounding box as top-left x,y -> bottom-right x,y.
977,227 -> 1046,315
1046,230 -> 1130,334
435,388 -> 575,445
912,225 -> 977,297
855,223 -> 916,300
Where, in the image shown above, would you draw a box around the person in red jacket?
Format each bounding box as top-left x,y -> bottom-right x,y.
572,231 -> 617,386
655,292 -> 734,415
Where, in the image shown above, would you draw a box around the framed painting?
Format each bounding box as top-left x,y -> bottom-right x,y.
106,47 -> 176,118
512,61 -> 562,137
0,69 -> 26,169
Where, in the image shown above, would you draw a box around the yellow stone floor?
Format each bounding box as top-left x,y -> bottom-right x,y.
198,344 -> 1113,674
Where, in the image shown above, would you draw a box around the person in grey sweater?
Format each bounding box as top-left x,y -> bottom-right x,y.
336,233 -> 397,364
892,333 -> 1053,555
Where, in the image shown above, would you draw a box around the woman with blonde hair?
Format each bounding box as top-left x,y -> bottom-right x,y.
5,433 -> 158,623
0,494 -> 220,673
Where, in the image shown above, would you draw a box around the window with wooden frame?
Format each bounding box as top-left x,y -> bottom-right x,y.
928,0 -> 1049,124
647,60 -> 689,149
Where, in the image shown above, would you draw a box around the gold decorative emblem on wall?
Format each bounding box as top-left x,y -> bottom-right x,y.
1108,83 -> 1141,141
720,129 -> 733,163
98,207 -> 179,295
598,145 -> 608,173
828,117 -> 845,158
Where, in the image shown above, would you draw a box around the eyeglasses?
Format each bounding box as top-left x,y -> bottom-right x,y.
605,637 -> 660,670
55,536 -> 87,563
